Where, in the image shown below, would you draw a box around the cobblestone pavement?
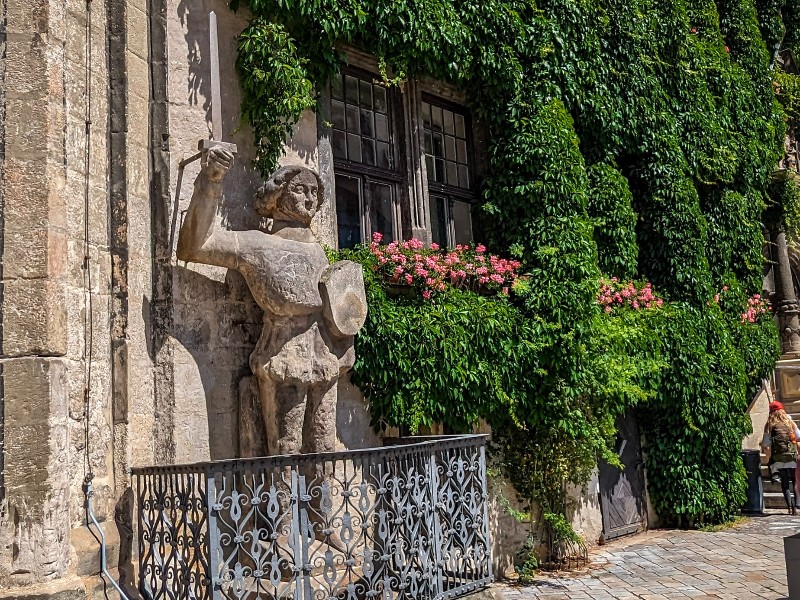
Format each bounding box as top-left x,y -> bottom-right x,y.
498,512 -> 800,599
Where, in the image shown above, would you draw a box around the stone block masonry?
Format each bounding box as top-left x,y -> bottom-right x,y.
0,0 -> 151,596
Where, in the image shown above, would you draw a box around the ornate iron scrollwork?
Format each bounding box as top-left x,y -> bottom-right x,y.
133,435 -> 492,600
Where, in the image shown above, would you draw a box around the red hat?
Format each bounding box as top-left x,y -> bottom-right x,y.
770,401 -> 785,413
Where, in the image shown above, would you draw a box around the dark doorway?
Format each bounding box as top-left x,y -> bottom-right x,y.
598,410 -> 648,541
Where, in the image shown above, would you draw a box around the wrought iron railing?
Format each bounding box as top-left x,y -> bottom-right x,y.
132,435 -> 492,600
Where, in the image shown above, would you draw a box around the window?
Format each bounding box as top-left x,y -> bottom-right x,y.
422,97 -> 477,247
330,69 -> 403,249
327,66 -> 480,250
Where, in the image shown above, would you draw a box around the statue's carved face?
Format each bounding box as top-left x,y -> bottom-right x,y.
277,170 -> 319,225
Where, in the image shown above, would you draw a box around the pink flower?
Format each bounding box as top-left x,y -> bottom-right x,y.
723,286 -> 729,292
422,290 -> 432,300
656,299 -> 664,307
475,244 -> 486,254
430,243 -> 440,251
691,27 -> 697,34
394,266 -> 404,275
604,306 -> 612,313
502,287 -> 509,295
714,294 -> 720,303
725,45 -> 730,53
404,274 -> 413,284
372,232 -> 383,243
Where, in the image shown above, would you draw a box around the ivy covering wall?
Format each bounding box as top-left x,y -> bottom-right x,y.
232,0 -> 799,529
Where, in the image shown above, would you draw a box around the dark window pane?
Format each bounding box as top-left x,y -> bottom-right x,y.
369,182 -> 394,241
425,155 -> 435,181
445,135 -> 456,161
331,74 -> 344,100
443,109 -> 455,135
377,142 -> 391,169
346,105 -> 360,135
446,161 -> 458,187
422,102 -> 431,128
347,133 -> 362,162
434,158 -> 446,183
452,200 -> 473,245
456,138 -> 468,164
424,131 -> 433,155
331,100 -> 346,129
432,133 -> 444,158
431,105 -> 443,132
375,113 -> 389,142
359,80 -> 372,109
454,113 -> 466,137
345,75 -> 359,104
458,164 -> 470,189
362,139 -> 376,166
360,109 -> 374,138
430,196 -> 448,247
374,86 -> 387,112
336,175 -> 362,249
332,130 -> 347,159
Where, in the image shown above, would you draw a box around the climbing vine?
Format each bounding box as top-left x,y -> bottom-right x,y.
232,0 -> 797,534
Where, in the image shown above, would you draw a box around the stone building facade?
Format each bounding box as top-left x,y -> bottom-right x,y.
0,2 -> 604,598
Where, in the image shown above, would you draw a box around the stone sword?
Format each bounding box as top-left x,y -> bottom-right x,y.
170,11 -> 238,256
200,11 -> 238,157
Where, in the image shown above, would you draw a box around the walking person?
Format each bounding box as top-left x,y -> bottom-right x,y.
762,401 -> 800,515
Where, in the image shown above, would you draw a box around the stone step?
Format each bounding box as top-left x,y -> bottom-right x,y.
765,492 -> 793,510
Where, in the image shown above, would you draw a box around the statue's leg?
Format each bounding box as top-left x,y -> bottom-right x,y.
303,381 -> 337,454
255,378 -> 310,578
259,378 -> 308,456
302,383 -> 351,553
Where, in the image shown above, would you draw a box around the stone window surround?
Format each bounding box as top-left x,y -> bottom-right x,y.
317,44 -> 486,248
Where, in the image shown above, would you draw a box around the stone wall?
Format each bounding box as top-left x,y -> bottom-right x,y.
0,0 -> 151,596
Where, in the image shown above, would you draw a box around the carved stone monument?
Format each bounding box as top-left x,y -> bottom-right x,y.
177,147 -> 367,457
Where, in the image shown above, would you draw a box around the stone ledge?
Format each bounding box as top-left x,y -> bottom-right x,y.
70,522 -> 121,578
0,576 -> 85,600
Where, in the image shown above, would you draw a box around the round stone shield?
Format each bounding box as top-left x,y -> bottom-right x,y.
319,260 -> 368,338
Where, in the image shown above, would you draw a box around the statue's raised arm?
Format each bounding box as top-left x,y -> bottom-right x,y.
176,146 -> 239,269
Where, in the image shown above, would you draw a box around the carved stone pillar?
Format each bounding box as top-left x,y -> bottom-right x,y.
772,228 -> 800,357
402,78 -> 432,244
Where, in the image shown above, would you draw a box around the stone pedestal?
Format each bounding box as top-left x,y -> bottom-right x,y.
775,359 -> 800,402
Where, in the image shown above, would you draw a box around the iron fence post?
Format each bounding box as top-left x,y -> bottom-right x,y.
205,465 -> 221,600
479,441 -> 493,583
429,443 -> 445,600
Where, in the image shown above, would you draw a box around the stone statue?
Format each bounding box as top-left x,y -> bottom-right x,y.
177,147 -> 367,457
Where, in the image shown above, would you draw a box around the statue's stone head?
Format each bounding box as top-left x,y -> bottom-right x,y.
255,166 -> 323,225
